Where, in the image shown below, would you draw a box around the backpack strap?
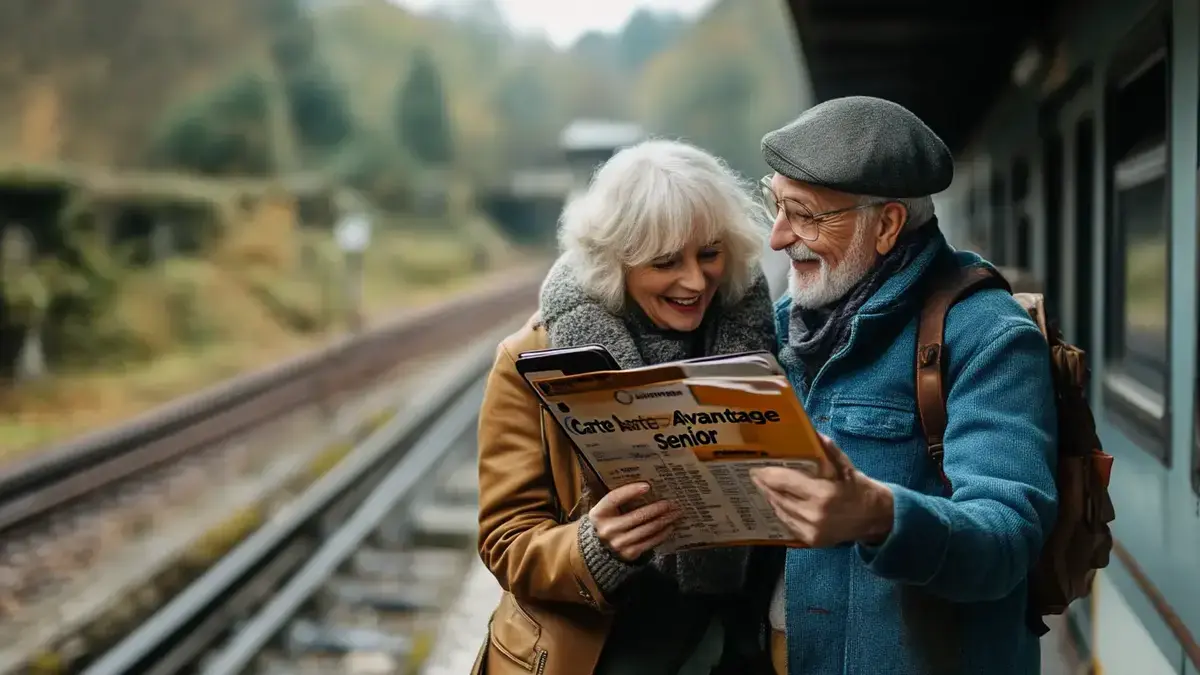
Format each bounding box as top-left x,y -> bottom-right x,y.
915,266 -> 1012,486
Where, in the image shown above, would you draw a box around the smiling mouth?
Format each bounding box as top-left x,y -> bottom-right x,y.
664,295 -> 701,308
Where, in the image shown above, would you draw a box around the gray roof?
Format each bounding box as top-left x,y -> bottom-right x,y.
559,119 -> 645,153
510,168 -> 574,198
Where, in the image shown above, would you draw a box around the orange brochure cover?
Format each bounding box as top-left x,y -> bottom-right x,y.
524,353 -> 829,552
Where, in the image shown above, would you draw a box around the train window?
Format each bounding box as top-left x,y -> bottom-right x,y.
1043,133 -> 1064,324
1011,158 -> 1033,270
1103,27 -> 1171,458
1014,215 -> 1032,270
1073,116 -> 1096,359
1195,168 -> 1200,494
1194,168 -> 1200,494
1011,158 -> 1030,202
989,171 -> 1008,265
968,187 -> 988,252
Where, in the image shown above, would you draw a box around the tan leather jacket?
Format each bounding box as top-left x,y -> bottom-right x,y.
472,315 -> 616,675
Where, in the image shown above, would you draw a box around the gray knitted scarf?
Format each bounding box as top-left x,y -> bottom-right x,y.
538,255 -> 776,595
780,220 -> 940,381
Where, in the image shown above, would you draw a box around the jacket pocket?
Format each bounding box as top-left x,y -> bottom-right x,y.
830,396 -> 920,485
830,396 -> 916,440
488,592 -> 548,672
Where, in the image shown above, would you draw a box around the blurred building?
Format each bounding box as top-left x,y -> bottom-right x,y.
559,119 -> 646,203
479,119 -> 646,250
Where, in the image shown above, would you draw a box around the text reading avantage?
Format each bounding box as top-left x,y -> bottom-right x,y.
672,409 -> 781,426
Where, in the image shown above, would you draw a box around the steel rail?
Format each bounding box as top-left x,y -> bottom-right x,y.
82,336 -> 497,675
204,380 -> 483,675
0,268 -> 542,540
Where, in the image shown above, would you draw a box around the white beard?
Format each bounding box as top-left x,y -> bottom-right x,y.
786,224 -> 876,309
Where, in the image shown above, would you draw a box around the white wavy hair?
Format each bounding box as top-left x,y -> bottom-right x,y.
558,139 -> 766,314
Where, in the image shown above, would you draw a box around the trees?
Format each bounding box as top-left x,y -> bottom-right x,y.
150,0 -> 354,175
395,50 -> 454,166
631,0 -> 808,180
149,71 -> 274,176
492,65 -> 552,170
263,0 -> 353,157
616,9 -> 686,74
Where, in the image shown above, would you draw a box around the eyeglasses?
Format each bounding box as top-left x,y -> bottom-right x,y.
758,175 -> 891,242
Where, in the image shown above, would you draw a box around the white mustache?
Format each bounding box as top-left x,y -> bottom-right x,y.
785,243 -> 820,263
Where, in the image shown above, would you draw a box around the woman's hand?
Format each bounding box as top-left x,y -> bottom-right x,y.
588,482 -> 681,562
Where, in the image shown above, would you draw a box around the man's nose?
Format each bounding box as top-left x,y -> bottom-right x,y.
769,212 -> 797,251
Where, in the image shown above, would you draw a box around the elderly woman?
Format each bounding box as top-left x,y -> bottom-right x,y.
471,139 -> 781,675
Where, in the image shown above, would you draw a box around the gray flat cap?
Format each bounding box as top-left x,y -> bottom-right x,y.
761,96 -> 953,198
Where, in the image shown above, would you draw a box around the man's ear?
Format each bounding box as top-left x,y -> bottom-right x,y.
874,202 -> 908,255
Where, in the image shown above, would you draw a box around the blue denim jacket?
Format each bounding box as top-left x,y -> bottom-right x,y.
774,231 -> 1059,675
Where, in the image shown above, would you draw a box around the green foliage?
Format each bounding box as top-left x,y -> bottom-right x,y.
43,252 -> 143,364
159,262 -> 224,346
12,224 -> 143,367
651,56 -> 760,176
1,267 -> 49,329
4,0 -> 558,386
261,0 -> 317,69
242,274 -> 323,334
492,65 -> 552,169
286,62 -> 354,151
311,1 -> 627,181
314,0 -> 803,185
616,10 -> 687,74
632,0 -> 808,180
396,50 -> 454,166
382,231 -> 477,287
0,0 -> 270,167
571,11 -> 684,77
148,0 -> 353,175
330,129 -> 417,212
3,219 -> 223,369
149,71 -> 275,176
264,0 -> 354,154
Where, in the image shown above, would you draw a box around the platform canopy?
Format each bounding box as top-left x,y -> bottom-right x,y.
785,0 -> 1059,153
558,120 -> 646,154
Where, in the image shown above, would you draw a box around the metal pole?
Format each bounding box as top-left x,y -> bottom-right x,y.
344,249 -> 364,333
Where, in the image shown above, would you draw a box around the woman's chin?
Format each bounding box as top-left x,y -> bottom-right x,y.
669,319 -> 704,333
658,305 -> 707,332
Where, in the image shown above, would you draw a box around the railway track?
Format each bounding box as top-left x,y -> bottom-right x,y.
0,267 -> 542,673
82,336 -> 495,675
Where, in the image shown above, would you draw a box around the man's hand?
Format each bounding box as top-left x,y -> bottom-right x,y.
750,434 -> 895,548
589,482 -> 680,562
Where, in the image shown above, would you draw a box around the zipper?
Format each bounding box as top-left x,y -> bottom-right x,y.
535,649 -> 548,675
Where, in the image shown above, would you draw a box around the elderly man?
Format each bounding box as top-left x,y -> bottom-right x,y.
750,96 -> 1058,675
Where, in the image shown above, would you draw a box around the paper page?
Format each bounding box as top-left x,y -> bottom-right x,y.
533,367 -> 828,550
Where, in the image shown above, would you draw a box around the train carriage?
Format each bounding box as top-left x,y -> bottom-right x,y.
785,0 -> 1200,672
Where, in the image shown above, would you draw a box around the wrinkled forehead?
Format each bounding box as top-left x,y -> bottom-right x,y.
769,173 -> 857,209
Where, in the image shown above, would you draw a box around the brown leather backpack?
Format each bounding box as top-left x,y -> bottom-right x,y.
915,265 -> 1116,636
